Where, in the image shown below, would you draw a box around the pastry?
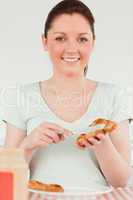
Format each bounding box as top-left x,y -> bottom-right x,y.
76,118 -> 117,146
28,180 -> 64,192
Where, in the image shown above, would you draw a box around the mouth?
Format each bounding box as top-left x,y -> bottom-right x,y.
61,57 -> 80,63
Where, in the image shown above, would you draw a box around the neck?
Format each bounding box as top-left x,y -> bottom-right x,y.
48,74 -> 86,94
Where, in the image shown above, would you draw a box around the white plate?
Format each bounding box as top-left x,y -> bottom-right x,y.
29,186 -> 112,197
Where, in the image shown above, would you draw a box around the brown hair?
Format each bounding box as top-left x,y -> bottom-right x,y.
43,0 -> 95,76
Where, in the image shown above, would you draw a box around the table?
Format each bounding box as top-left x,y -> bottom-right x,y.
96,187 -> 133,200
28,187 -> 133,200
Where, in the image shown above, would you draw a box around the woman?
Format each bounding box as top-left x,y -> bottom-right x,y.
2,0 -> 132,190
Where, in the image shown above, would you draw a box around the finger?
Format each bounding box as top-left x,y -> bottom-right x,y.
62,129 -> 73,138
94,135 -> 101,141
44,129 -> 60,143
55,128 -> 73,140
79,139 -> 91,148
87,137 -> 98,145
95,133 -> 106,140
54,129 -> 73,140
40,122 -> 73,139
40,122 -> 71,139
40,134 -> 53,144
75,142 -> 86,150
57,133 -> 65,140
38,126 -> 60,143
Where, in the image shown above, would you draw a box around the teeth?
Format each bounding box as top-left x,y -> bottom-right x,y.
62,58 -> 79,62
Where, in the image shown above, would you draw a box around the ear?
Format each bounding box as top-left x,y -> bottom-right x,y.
41,34 -> 48,51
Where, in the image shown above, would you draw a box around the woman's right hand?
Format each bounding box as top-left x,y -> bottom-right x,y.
20,121 -> 72,151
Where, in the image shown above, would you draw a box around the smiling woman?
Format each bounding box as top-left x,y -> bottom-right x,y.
42,0 -> 95,78
42,13 -> 94,78
1,0 -> 133,192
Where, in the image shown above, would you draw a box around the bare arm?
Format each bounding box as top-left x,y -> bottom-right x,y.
4,123 -> 35,163
5,122 -> 72,164
77,120 -> 132,187
94,120 -> 132,187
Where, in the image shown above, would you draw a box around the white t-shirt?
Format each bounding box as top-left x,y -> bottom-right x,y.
1,81 -> 132,189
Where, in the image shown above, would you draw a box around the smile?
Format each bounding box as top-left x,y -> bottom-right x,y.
61,57 -> 80,62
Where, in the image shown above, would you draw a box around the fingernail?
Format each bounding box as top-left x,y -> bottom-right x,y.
80,144 -> 86,148
58,134 -> 64,140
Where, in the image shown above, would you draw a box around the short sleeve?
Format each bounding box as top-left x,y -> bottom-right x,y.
0,85 -> 26,131
111,86 -> 133,122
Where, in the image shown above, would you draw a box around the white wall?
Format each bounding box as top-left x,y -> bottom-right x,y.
0,0 -> 133,144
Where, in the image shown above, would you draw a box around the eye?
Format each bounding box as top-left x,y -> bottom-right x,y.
78,37 -> 88,43
55,37 -> 65,42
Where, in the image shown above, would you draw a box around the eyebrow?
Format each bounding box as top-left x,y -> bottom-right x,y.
53,32 -> 91,36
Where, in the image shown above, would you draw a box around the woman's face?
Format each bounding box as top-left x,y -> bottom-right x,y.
42,13 -> 94,77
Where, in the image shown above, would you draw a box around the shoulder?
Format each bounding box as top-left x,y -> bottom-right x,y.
97,81 -> 126,97
1,81 -> 38,95
0,82 -> 40,130
86,79 -> 118,91
0,82 -> 40,109
91,80 -> 131,106
13,82 -> 39,99
18,82 -> 39,94
98,81 -> 118,91
94,81 -> 132,122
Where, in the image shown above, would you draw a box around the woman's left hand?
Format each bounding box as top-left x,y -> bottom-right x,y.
76,133 -> 110,150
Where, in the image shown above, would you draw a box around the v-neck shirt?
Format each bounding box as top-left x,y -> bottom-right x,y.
1,81 -> 132,189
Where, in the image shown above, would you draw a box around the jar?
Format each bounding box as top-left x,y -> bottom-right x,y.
0,148 -> 28,200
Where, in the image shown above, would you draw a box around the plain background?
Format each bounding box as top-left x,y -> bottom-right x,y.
0,0 -> 133,144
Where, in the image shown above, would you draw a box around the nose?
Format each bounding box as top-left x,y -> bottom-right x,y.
65,39 -> 78,53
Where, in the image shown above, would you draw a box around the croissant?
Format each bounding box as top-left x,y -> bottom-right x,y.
76,118 -> 117,146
